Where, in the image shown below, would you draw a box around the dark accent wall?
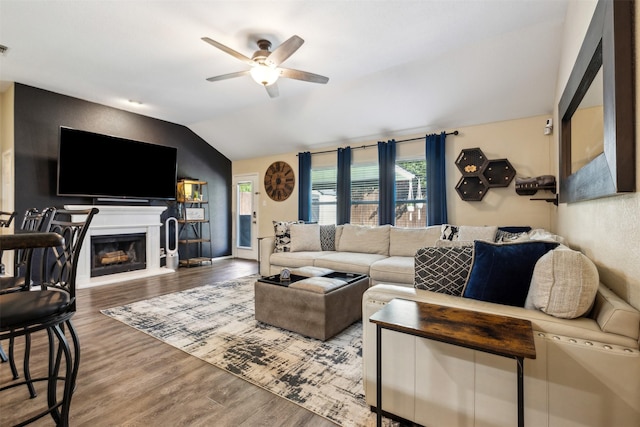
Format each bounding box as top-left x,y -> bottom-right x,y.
13,83 -> 231,258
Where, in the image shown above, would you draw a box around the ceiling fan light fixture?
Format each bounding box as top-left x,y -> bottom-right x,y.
250,64 -> 279,86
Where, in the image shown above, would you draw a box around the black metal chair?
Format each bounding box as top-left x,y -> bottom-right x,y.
1,208 -> 56,293
0,210 -> 14,364
0,207 -> 98,426
1,208 -> 56,395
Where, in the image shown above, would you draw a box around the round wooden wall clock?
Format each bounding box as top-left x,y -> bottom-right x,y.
264,161 -> 295,201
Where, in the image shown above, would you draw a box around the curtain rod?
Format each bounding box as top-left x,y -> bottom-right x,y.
301,130 -> 459,156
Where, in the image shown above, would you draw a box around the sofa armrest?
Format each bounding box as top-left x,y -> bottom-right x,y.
258,236 -> 275,276
363,284 -> 640,349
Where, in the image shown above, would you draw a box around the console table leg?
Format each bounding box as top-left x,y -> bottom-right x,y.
517,356 -> 524,427
376,325 -> 382,427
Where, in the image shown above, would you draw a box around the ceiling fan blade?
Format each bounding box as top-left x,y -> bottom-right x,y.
202,37 -> 255,66
206,70 -> 250,82
280,68 -> 329,84
265,82 -> 279,98
266,35 -> 304,67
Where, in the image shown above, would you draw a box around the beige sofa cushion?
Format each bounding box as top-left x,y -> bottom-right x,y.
369,256 -> 414,284
389,226 -> 441,257
457,225 -> 498,242
314,251 -> 387,275
338,224 -> 390,255
290,223 -> 321,252
525,248 -> 599,319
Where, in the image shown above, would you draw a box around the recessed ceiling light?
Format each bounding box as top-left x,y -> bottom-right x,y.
128,99 -> 143,105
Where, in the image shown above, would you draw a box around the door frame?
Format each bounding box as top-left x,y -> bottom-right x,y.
232,173 -> 259,260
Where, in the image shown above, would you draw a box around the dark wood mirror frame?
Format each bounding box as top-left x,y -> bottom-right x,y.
558,0 -> 635,203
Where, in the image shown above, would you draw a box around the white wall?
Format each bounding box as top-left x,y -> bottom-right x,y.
554,0 -> 640,310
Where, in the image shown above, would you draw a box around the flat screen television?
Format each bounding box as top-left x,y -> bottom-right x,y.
57,127 -> 178,200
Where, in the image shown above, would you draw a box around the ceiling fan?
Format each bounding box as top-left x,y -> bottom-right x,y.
202,35 -> 329,98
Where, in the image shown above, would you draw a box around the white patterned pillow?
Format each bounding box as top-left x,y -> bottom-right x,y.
440,224 -> 459,241
414,246 -> 474,295
273,220 -> 303,253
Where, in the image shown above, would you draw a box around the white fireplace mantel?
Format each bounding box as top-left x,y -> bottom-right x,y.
65,205 -> 174,288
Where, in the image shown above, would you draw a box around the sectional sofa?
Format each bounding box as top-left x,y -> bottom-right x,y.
259,222 -> 640,426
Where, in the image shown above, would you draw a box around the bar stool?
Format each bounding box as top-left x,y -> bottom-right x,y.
0,207 -> 98,426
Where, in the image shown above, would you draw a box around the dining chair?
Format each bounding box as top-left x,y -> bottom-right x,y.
0,210 -> 16,228
0,207 -> 55,292
0,211 -> 14,364
0,207 -> 56,392
0,207 -> 98,426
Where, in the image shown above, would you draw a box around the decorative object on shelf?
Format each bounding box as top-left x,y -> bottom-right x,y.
264,161 -> 295,201
454,148 -> 516,201
185,207 -> 205,220
516,175 -> 558,205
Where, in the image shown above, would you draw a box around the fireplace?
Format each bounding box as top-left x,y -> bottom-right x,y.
91,233 -> 146,277
66,205 -> 174,288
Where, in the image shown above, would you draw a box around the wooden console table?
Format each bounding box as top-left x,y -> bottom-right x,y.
369,298 -> 536,427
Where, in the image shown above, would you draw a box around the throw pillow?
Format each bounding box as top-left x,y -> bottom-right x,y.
457,225 -> 498,242
525,248 -> 599,318
319,224 -> 336,251
440,224 -> 459,241
435,240 -> 474,248
290,223 -> 322,252
495,229 -> 529,243
273,220 -> 303,253
462,240 -> 559,307
415,246 -> 474,296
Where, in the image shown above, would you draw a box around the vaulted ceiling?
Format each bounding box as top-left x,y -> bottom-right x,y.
0,0 -> 569,160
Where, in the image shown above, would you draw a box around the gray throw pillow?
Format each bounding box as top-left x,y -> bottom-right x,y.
319,224 -> 336,251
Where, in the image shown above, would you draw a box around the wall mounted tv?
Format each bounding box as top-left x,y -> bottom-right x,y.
57,127 -> 178,201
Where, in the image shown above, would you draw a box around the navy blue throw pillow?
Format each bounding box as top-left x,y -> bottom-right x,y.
463,240 -> 559,307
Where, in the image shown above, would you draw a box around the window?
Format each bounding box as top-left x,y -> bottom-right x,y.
350,163 -> 379,225
395,158 -> 426,228
311,167 -> 337,225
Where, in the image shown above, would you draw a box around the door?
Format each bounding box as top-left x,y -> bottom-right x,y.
232,174 -> 259,260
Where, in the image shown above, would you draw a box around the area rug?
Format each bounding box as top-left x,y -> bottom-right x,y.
101,275 -> 397,427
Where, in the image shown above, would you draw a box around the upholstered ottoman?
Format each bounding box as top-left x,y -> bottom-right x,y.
254,270 -> 369,341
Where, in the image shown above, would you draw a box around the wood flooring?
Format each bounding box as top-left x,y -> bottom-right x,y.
0,259 -> 338,426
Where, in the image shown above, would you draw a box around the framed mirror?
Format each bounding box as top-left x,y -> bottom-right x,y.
558,0 -> 635,203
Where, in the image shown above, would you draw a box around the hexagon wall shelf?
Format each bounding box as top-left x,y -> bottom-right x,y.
456,176 -> 489,201
454,148 -> 516,201
483,159 -> 516,187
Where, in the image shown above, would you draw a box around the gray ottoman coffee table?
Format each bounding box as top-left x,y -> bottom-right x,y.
254,267 -> 369,341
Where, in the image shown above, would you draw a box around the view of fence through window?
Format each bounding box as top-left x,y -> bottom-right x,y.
310,158 -> 426,227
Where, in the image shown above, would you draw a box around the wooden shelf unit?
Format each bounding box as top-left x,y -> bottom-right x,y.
177,179 -> 212,267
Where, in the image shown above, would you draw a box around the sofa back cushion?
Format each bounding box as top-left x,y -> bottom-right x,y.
389,226 -> 441,257
338,224 -> 390,255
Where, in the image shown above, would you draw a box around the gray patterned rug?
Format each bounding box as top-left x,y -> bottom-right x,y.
101,275 -> 395,426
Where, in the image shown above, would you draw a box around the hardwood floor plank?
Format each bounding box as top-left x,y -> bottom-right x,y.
1,259 -> 338,426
